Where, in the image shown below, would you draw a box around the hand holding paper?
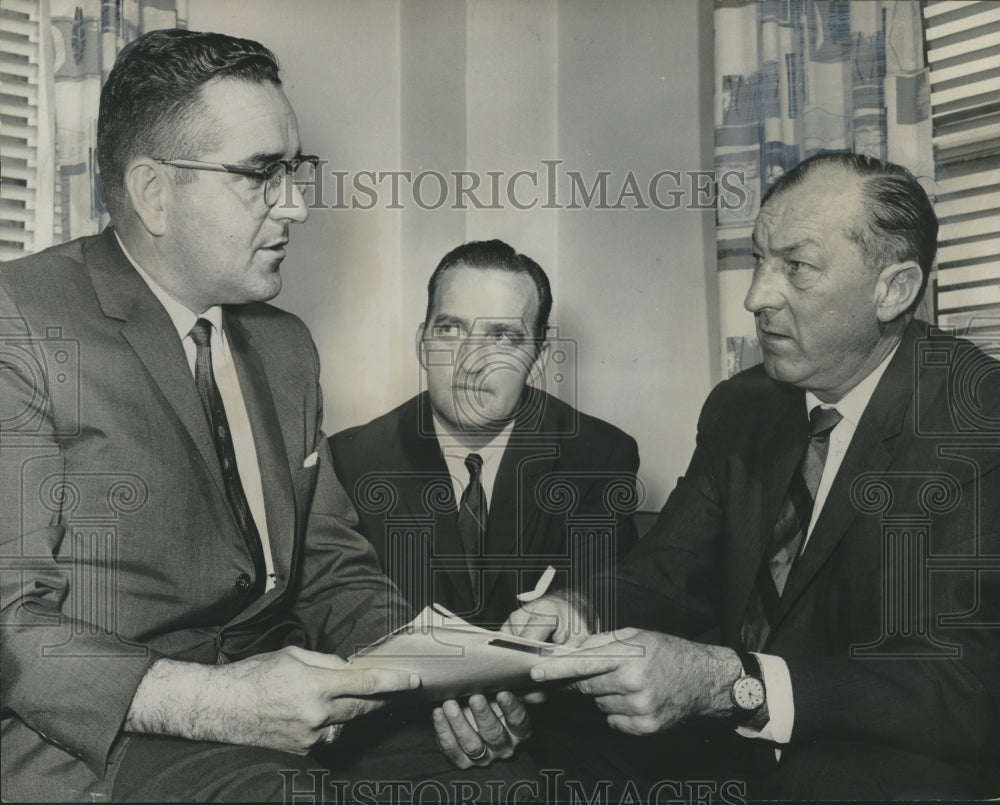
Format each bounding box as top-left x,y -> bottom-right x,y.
347,604 -> 572,701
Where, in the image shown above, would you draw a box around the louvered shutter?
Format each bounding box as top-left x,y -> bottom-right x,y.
923,0 -> 1000,331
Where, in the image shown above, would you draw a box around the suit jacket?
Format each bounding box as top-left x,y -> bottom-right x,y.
608,319 -> 1000,780
330,390 -> 640,627
0,230 -> 404,801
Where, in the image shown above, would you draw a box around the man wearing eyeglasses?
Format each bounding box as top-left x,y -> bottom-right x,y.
0,30 -> 533,803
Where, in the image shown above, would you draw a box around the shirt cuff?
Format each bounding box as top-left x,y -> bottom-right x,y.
735,652 -> 794,744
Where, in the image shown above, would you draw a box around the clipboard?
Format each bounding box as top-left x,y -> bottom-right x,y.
347,604 -> 571,701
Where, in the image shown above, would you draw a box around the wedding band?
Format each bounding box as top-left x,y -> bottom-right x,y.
321,724 -> 340,744
464,743 -> 489,762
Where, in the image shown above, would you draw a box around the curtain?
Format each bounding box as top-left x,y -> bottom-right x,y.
713,0 -> 934,377
40,0 -> 187,246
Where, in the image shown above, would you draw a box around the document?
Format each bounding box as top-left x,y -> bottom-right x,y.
348,604 -> 572,700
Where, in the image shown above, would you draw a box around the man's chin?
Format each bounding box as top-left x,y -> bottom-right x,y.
761,355 -> 805,386
245,273 -> 283,303
458,417 -> 508,432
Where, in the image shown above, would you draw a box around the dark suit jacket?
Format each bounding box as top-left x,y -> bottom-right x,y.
608,319 -> 1000,785
0,230 -> 404,801
330,390 -> 640,627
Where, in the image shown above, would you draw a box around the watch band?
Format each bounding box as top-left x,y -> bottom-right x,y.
739,650 -> 763,681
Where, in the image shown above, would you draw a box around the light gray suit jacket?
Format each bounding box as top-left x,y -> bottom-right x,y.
0,230 -> 403,801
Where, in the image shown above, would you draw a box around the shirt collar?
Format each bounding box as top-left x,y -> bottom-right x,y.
431,413 -> 515,460
804,343 -> 899,427
115,231 -> 224,340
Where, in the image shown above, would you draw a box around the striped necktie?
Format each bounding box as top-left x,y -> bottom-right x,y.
742,405 -> 843,650
189,319 -> 267,599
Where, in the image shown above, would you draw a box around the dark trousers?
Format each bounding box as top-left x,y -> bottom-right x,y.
111,708 -> 540,803
526,694 -> 997,803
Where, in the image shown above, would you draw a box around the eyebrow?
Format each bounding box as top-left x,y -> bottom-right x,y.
240,149 -> 303,168
753,235 -> 823,257
484,321 -> 528,336
772,239 -> 823,257
431,314 -> 468,328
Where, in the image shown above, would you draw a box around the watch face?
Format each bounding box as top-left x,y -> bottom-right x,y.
733,676 -> 765,711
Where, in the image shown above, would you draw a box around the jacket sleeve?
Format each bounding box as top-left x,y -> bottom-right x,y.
0,283 -> 160,779
283,333 -> 410,657
604,385 -> 729,637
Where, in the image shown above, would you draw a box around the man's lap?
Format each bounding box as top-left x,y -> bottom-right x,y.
112,708 -> 540,804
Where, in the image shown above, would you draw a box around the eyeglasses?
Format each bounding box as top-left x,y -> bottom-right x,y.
155,155 -> 320,207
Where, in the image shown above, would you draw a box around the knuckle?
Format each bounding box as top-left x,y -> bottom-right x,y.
360,671 -> 379,695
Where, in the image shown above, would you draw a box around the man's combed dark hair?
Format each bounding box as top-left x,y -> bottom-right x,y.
97,29 -> 281,220
762,151 -> 938,309
424,240 -> 553,340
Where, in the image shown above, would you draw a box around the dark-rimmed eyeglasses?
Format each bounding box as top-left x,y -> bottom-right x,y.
155,156 -> 320,207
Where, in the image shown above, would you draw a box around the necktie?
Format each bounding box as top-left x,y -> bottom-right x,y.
189,319 -> 268,599
742,405 -> 843,650
456,453 -> 487,582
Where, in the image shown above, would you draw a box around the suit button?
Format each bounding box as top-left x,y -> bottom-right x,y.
235,573 -> 252,592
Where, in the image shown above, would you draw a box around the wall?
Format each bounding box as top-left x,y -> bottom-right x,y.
189,0 -> 717,511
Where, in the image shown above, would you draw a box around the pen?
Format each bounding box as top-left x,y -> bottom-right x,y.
515,565 -> 556,603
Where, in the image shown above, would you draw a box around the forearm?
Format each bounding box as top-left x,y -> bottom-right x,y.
692,644 -> 744,719
125,658 -> 236,743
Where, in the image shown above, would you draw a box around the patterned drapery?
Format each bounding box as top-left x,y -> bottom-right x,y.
43,0 -> 188,244
714,0 -> 934,376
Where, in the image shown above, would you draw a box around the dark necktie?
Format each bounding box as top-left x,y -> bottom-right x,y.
456,453 -> 487,581
742,405 -> 843,650
189,319 -> 268,599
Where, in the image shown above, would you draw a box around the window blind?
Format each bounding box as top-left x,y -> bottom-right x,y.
1,0 -> 54,261
923,0 -> 1000,332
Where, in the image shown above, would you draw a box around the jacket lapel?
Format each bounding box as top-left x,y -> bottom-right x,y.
87,230 -> 224,497
403,396 -> 474,608
729,392 -> 808,632
480,389 -> 559,610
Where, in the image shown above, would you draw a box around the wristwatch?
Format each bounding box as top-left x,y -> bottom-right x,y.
730,651 -> 766,724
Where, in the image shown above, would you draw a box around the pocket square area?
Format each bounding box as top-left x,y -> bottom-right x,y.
302,451 -> 319,468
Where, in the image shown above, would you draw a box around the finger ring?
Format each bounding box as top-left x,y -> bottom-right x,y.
464,743 -> 489,762
321,724 -> 340,744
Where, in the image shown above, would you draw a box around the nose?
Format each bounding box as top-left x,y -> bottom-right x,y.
744,258 -> 784,314
271,178 -> 310,224
456,342 -> 486,376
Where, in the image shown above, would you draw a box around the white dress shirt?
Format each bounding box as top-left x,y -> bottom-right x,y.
431,415 -> 515,512
117,235 -> 276,591
741,345 -> 899,747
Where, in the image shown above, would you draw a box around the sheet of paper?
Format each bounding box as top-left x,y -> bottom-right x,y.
347,604 -> 572,700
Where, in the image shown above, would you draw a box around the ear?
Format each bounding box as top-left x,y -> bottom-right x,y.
873,261 -> 923,323
124,158 -> 169,237
415,322 -> 428,369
